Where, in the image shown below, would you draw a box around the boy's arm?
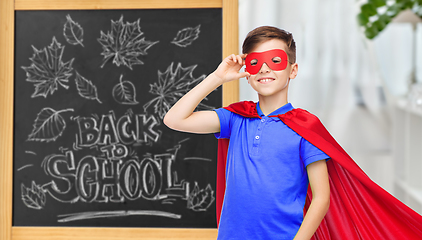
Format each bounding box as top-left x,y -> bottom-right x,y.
164,54 -> 249,134
294,159 -> 330,240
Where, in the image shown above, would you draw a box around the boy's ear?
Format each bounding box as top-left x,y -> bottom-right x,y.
289,63 -> 298,80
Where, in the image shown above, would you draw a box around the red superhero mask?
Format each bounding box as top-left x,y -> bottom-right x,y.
245,49 -> 289,75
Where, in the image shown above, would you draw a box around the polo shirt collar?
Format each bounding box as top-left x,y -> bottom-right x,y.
256,102 -> 294,118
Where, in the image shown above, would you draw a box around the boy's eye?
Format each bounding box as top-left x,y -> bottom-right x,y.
250,59 -> 258,66
272,57 -> 281,64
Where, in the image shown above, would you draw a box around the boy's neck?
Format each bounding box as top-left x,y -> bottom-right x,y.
258,95 -> 288,116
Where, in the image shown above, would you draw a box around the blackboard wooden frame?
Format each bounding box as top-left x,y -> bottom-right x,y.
0,0 -> 239,239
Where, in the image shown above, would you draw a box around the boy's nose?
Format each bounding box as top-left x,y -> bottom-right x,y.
259,63 -> 271,73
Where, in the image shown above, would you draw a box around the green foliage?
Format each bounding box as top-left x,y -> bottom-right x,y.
379,14 -> 392,25
364,25 -> 379,39
361,3 -> 378,16
369,0 -> 387,7
357,0 -> 422,39
357,13 -> 370,26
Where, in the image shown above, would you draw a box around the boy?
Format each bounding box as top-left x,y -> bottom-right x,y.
164,26 -> 330,239
164,26 -> 422,239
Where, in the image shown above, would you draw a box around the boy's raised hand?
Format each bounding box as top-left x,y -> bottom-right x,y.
164,54 -> 250,134
213,54 -> 250,84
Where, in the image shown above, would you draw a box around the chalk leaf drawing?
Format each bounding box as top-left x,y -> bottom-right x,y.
22,37 -> 74,98
28,108 -> 74,142
171,25 -> 201,47
74,72 -> 102,103
112,74 -> 139,105
63,14 -> 84,47
143,62 -> 210,119
21,181 -> 46,210
98,15 -> 159,70
187,183 -> 215,212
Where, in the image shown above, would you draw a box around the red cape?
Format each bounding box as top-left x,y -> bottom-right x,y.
216,101 -> 422,239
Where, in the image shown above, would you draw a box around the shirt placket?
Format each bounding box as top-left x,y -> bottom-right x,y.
251,117 -> 268,156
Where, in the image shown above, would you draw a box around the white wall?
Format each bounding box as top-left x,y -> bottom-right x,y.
237,0 -> 422,196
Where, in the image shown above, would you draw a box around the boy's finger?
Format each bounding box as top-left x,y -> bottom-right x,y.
231,54 -> 237,63
240,54 -> 248,65
225,54 -> 234,63
239,71 -> 250,79
236,55 -> 243,65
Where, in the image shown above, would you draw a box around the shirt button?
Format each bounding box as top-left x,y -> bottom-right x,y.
255,136 -> 260,140
261,119 -> 265,122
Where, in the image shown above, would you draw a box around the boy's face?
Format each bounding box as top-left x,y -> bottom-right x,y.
245,39 -> 298,99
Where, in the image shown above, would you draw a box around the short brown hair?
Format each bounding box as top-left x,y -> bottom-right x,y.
242,26 -> 296,63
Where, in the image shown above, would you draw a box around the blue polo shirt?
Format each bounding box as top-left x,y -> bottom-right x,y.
214,102 -> 329,240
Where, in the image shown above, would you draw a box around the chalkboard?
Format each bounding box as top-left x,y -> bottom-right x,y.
14,9 -> 222,228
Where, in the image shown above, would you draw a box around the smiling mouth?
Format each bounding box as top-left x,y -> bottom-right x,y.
258,78 -> 274,83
